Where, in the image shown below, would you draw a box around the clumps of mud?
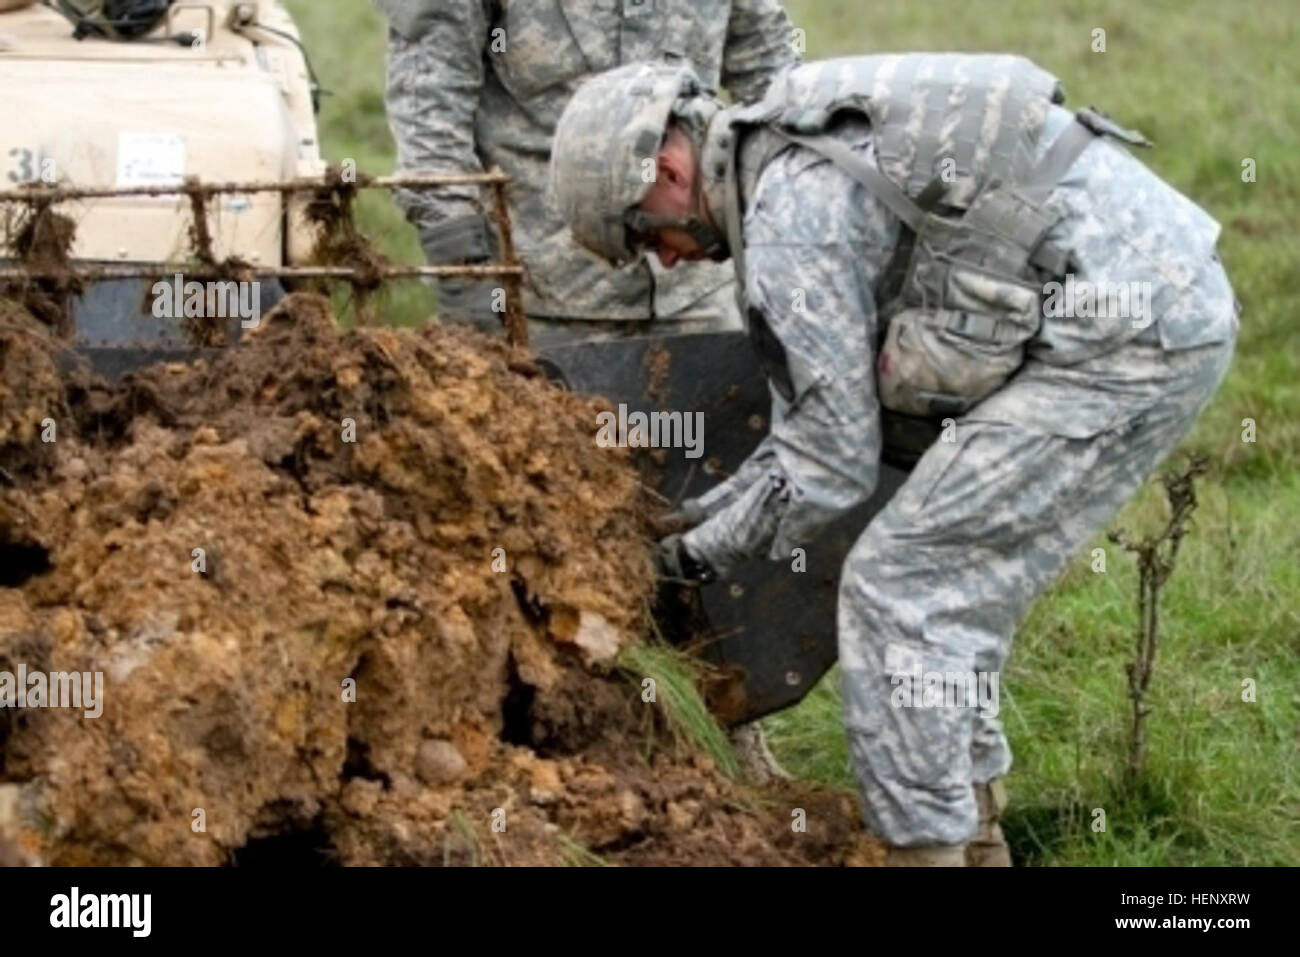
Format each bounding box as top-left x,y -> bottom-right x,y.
0,301 -> 96,483
1,203 -> 81,335
0,294 -> 878,866
301,169 -> 390,324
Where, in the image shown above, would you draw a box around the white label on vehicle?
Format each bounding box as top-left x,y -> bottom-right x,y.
116,132 -> 186,188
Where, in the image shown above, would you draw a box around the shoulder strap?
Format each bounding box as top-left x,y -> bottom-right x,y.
766,126 -> 926,233
767,125 -> 1078,276
723,123 -> 913,313
1019,107 -> 1153,273
722,138 -> 749,315
1023,106 -> 1152,202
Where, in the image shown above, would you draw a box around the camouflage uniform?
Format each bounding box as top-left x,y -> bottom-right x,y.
377,0 -> 797,333
679,92 -> 1237,846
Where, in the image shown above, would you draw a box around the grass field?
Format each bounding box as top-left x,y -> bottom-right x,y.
282,0 -> 1299,865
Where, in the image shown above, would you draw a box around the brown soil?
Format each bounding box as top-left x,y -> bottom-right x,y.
0,293 -> 879,867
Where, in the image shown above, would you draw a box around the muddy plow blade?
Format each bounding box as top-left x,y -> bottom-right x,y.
539,330 -> 938,724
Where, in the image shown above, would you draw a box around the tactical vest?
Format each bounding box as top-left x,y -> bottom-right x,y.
709,54 -> 1150,418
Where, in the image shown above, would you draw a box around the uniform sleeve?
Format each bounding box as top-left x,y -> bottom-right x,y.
682,148 -> 894,578
720,0 -> 800,103
381,0 -> 497,263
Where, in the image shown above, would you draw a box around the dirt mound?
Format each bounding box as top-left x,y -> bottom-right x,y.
0,294 -> 878,866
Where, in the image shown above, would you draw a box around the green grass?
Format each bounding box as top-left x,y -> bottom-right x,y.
770,471 -> 1300,864
556,831 -> 611,868
618,637 -> 741,779
284,0 -> 1300,865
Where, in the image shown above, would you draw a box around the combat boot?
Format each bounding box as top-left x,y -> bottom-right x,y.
885,844 -> 967,866
966,778 -> 1013,866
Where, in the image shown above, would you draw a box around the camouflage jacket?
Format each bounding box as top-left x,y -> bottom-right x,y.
377,0 -> 797,320
682,98 -> 1237,577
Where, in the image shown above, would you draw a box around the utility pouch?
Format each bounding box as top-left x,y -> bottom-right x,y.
877,189 -> 1048,417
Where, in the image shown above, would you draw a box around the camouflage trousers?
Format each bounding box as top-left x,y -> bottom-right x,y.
838,326 -> 1235,847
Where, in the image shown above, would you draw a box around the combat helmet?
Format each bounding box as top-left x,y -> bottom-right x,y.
548,60 -> 726,266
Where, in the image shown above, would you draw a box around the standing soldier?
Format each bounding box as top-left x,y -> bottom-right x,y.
547,56 -> 1238,864
377,0 -> 799,347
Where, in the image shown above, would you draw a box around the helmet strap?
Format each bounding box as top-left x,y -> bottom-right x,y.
624,210 -> 728,261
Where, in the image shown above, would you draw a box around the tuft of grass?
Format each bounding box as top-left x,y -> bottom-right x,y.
443,810 -> 483,867
556,831 -> 610,868
618,639 -> 740,779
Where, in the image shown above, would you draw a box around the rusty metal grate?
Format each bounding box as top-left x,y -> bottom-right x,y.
0,169 -> 529,347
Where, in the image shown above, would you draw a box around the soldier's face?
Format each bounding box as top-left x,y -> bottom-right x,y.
637,132 -> 705,268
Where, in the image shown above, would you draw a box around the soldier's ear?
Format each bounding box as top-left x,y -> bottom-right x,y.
656,145 -> 691,191
656,127 -> 697,190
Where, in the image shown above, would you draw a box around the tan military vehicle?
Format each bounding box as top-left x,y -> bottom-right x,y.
0,0 -> 323,370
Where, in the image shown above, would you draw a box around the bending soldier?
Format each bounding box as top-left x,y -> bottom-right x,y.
548,55 -> 1238,865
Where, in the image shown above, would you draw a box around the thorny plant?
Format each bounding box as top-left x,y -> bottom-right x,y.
1108,454 -> 1209,780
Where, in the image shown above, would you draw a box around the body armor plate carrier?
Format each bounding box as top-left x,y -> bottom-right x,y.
718,54 -> 1151,418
